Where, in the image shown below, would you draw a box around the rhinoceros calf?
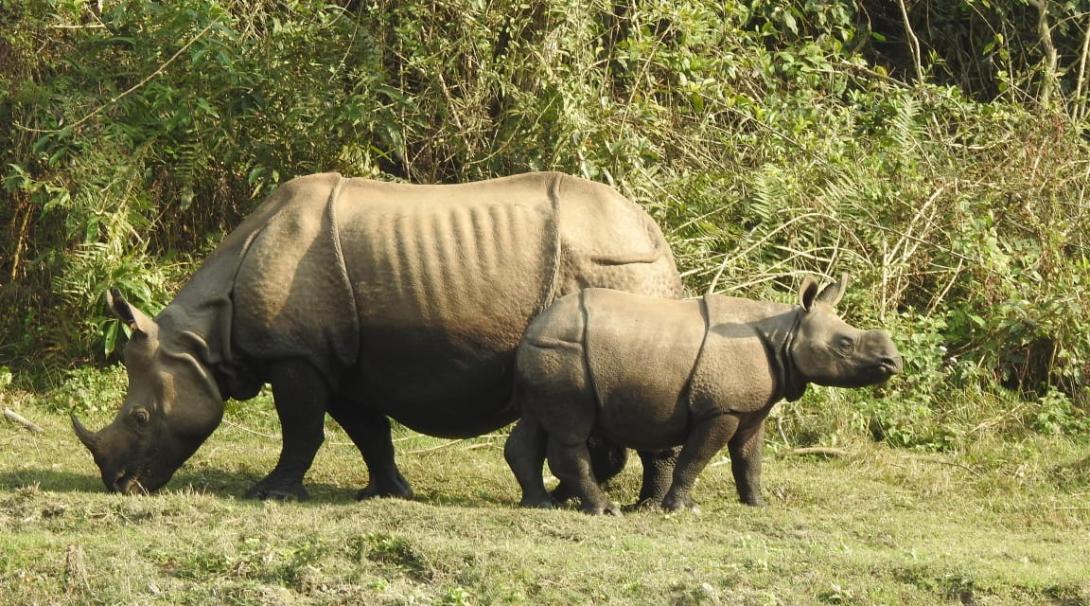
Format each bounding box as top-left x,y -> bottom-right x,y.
72,172 -> 682,500
504,275 -> 902,514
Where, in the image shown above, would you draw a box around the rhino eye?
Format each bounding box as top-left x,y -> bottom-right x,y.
837,336 -> 855,354
132,409 -> 150,426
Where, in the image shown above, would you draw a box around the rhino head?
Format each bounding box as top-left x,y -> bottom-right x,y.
788,274 -> 903,389
72,289 -> 225,494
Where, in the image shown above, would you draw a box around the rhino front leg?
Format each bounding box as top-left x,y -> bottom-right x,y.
729,421 -> 767,507
662,414 -> 739,513
244,360 -> 328,501
634,447 -> 680,509
504,417 -> 554,508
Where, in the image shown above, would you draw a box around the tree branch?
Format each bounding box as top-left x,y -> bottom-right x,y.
896,0 -> 923,82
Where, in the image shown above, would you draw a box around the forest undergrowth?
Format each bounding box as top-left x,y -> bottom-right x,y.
2,0 -> 1089,451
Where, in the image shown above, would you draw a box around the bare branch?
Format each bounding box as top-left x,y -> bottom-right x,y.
4,408 -> 45,433
896,0 -> 924,82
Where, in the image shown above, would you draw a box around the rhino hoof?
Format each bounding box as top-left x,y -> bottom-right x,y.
581,501 -> 622,516
549,483 -> 577,504
519,496 -> 557,509
662,495 -> 698,513
631,497 -> 665,512
244,483 -> 309,501
356,484 -> 413,501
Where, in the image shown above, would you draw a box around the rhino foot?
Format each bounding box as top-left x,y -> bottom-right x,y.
662,494 -> 700,514
552,481 -> 611,504
581,501 -> 622,516
356,478 -> 413,501
519,496 -> 558,509
244,481 -> 310,501
630,497 -> 665,512
740,494 -> 767,508
549,482 -> 577,504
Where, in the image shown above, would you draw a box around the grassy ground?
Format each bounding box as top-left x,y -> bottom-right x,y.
2,396 -> 1088,606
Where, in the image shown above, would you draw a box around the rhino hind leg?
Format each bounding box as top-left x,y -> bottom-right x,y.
504,417 -> 554,508
633,447 -> 680,510
550,436 -> 626,504
244,360 -> 329,501
326,404 -> 413,500
546,438 -> 620,516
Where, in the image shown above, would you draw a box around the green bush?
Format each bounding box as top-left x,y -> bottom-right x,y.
2,0 -> 1088,447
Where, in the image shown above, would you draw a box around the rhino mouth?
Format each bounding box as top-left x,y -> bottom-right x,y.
877,355 -> 903,376
113,467 -> 150,495
867,356 -> 903,382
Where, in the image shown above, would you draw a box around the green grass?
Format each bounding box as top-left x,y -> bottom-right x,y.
2,396 -> 1088,605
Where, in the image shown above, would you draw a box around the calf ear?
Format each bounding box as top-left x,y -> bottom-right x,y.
106,288 -> 158,336
799,276 -> 821,311
816,273 -> 850,307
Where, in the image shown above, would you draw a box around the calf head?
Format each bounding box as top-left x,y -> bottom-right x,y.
789,275 -> 902,389
72,289 -> 224,494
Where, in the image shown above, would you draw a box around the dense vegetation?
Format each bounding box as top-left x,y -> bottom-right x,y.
2,0 -> 1090,450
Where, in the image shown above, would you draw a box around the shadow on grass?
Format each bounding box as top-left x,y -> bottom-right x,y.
411,489 -> 517,510
0,467 -> 359,504
170,468 -> 360,503
0,468 -> 102,493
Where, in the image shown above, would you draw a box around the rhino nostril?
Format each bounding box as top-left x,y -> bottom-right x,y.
112,470 -> 131,494
879,356 -> 903,373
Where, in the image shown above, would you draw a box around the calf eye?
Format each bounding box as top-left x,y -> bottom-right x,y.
837,336 -> 855,354
132,409 -> 150,426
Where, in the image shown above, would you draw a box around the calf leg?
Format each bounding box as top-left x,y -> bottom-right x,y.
547,438 -> 620,515
662,414 -> 739,512
504,417 -> 553,508
729,422 -> 767,506
552,436 -> 627,504
245,360 -> 328,501
634,447 -> 680,509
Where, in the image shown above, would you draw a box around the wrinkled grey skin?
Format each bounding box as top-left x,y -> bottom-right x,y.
73,172 -> 683,499
505,275 -> 902,514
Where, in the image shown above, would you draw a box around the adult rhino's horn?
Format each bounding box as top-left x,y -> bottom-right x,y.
71,413 -> 100,455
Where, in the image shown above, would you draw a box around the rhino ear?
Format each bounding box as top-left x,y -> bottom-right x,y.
816,273 -> 850,307
799,276 -> 821,311
107,288 -> 158,336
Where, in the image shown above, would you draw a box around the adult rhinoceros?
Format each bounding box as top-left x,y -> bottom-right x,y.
72,172 -> 683,501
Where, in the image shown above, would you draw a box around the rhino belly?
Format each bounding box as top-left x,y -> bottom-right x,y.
335,176 -> 560,436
